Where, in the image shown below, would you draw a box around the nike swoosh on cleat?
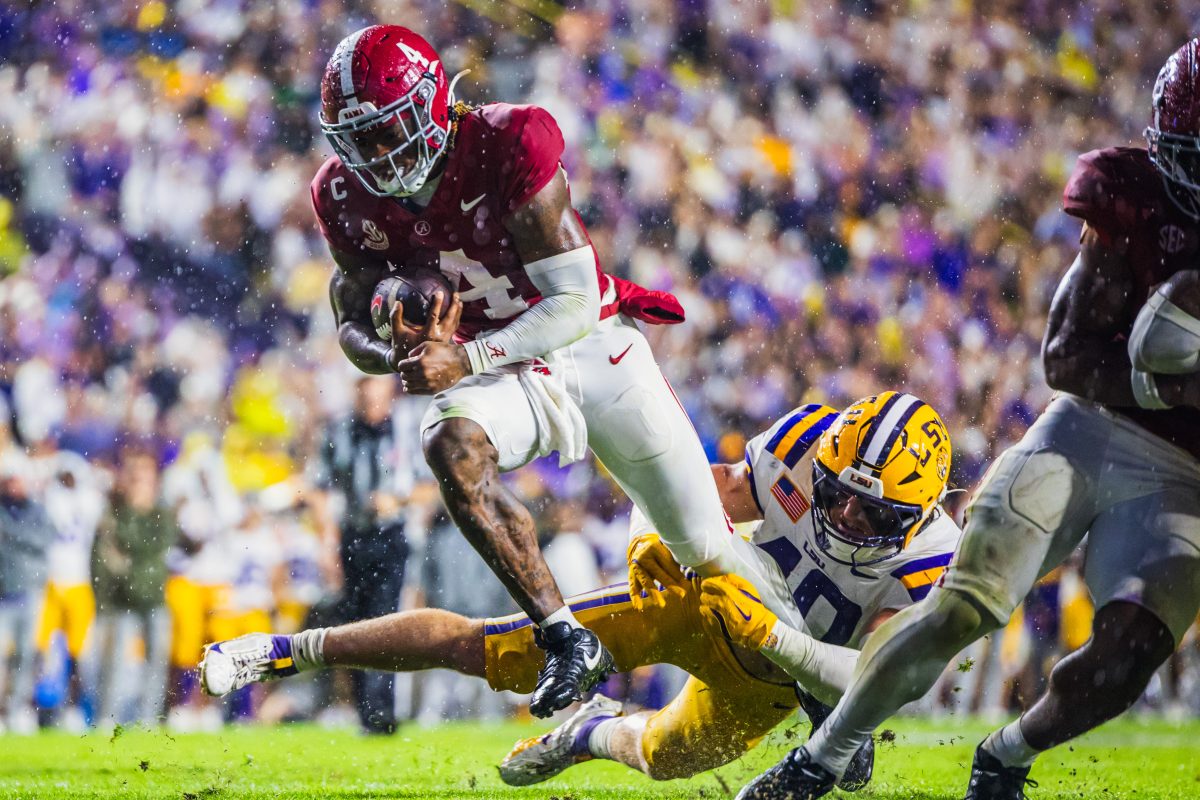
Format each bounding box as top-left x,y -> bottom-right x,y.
608,345 -> 633,365
582,645 -> 603,672
460,193 -> 486,212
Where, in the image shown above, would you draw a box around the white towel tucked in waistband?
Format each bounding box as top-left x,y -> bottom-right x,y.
517,363 -> 588,466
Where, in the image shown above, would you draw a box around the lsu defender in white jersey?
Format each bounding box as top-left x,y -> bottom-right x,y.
740,398 -> 961,649
494,392 -> 963,790
199,392 -> 963,792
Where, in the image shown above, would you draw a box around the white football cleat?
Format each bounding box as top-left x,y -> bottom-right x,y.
498,694 -> 623,786
199,633 -> 296,697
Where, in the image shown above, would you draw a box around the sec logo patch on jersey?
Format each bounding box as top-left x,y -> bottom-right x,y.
362,219 -> 389,250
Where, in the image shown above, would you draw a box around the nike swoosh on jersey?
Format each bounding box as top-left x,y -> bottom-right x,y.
460,194 -> 486,212
609,344 -> 633,365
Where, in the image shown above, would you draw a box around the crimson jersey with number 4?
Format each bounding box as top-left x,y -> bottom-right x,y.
1062,146 -> 1200,459
310,103 -> 615,340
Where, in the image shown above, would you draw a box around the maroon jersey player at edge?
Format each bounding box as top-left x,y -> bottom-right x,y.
298,25 -> 773,719
736,39 -> 1200,800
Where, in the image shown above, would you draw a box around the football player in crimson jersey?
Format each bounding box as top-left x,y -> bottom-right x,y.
286,25 -> 777,718
738,41 -> 1200,800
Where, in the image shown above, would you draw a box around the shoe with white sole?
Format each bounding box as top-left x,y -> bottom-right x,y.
199,633 -> 297,696
499,694 -> 623,786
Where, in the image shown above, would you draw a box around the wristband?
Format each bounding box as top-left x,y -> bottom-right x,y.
463,337 -> 521,375
1131,368 -> 1172,409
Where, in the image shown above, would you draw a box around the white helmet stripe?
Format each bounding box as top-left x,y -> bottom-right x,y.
335,27 -> 369,102
861,393 -> 921,466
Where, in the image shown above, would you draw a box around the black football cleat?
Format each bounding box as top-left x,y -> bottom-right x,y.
528,622 -> 615,718
964,743 -> 1038,799
735,746 -> 837,800
796,690 -> 874,792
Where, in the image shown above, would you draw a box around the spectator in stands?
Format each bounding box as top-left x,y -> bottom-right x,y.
90,443 -> 178,727
0,448 -> 55,733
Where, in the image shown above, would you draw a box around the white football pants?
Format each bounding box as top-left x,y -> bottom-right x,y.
421,314 -> 765,582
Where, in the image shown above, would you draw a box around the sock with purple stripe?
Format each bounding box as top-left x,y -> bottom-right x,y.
571,715 -> 618,757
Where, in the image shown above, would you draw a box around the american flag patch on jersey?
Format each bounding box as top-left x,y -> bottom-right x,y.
770,475 -> 810,522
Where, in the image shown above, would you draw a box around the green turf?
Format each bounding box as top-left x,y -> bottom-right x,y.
1,716 -> 1197,799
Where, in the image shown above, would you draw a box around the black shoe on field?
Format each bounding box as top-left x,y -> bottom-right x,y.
964,743 -> 1038,800
528,623 -> 615,718
796,689 -> 874,792
735,746 -> 837,800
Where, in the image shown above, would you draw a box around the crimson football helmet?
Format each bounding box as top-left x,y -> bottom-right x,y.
320,26 -> 461,197
1146,38 -> 1200,218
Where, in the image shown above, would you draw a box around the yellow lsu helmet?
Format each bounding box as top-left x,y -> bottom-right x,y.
811,391 -> 951,566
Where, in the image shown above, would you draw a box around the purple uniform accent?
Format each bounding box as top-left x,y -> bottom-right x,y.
271,634 -> 299,676
269,634 -> 293,660
571,714 -> 614,756
889,552 -> 954,580
483,586 -> 632,637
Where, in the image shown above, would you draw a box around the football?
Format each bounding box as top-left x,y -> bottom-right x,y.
370,270 -> 456,339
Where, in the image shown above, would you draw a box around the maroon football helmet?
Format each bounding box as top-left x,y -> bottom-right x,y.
320,26 -> 456,197
1146,38 -> 1200,218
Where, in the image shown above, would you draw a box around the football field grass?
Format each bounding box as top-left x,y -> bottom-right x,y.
1,716 -> 1197,799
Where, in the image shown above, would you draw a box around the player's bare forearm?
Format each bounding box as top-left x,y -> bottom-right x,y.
328,251 -> 393,374
1042,227 -> 1139,405
1044,232 -> 1200,408
338,321 -> 392,374
1043,339 -> 1138,406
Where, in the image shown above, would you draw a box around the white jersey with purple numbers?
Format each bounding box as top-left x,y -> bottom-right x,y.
743,405 -> 962,648
43,478 -> 105,587
227,526 -> 284,613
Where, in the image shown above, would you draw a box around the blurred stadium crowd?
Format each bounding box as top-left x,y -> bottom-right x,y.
1,0 -> 1199,733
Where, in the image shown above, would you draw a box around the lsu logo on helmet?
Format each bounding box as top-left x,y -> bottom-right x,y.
811,392 -> 952,566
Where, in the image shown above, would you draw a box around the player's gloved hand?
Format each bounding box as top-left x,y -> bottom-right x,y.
610,275 -> 686,325
627,533 -> 690,610
699,573 -> 778,651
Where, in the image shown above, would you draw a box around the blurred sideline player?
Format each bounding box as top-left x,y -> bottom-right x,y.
208,508 -> 283,647
34,449 -> 104,727
738,40 -> 1200,800
162,433 -> 242,727
201,393 -> 960,785
311,24 -> 774,715
208,508 -> 284,719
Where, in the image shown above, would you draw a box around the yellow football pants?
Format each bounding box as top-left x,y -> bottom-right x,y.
37,582 -> 95,658
165,576 -> 230,668
209,609 -> 273,643
484,580 -> 799,779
